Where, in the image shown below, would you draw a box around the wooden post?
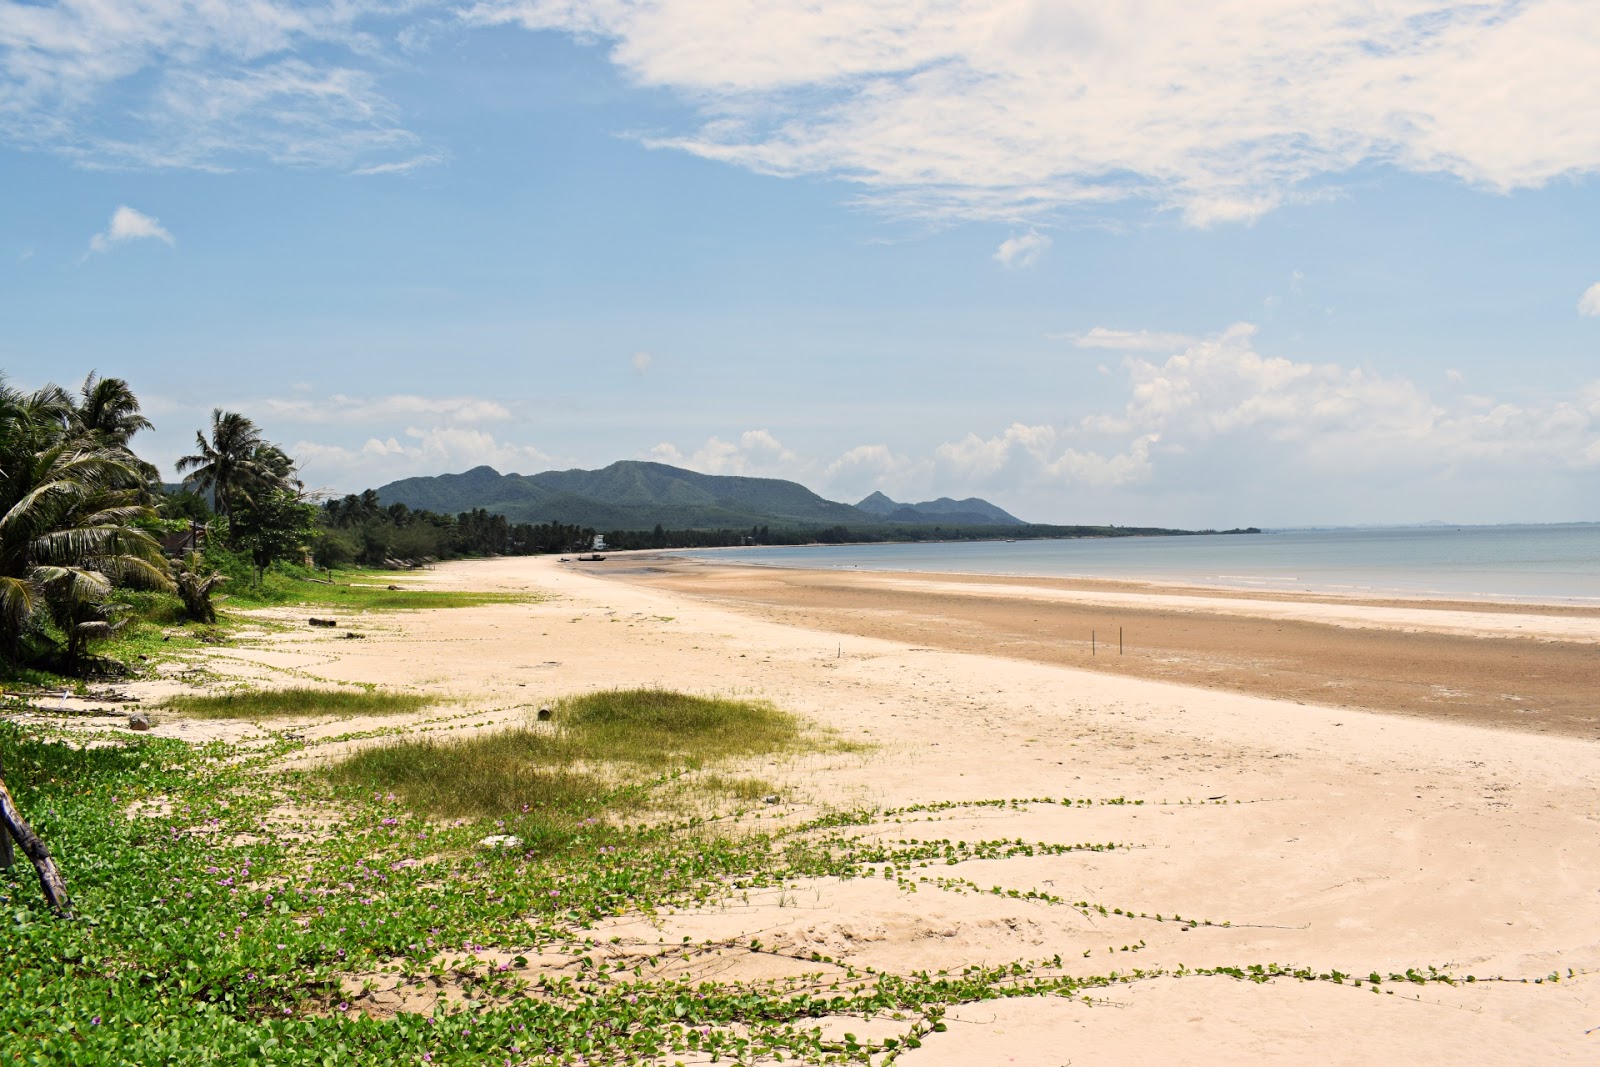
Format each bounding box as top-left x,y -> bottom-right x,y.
1091,629 -> 1096,656
0,758 -> 72,918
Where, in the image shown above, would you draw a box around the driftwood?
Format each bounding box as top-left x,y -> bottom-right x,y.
0,757 -> 73,918
307,618 -> 337,628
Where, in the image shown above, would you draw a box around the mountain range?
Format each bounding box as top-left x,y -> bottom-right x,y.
854,490 -> 1023,527
376,461 -> 1026,530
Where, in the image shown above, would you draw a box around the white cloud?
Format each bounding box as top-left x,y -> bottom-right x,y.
646,428 -> 802,478
293,426 -> 556,490
1078,324 -> 1600,476
631,351 -> 653,375
835,326 -> 1600,507
1,1 -> 426,171
1579,282 -> 1600,317
993,231 -> 1050,269
259,393 -> 512,425
86,205 -> 173,254
473,0 -> 1600,224
1064,327 -> 1195,352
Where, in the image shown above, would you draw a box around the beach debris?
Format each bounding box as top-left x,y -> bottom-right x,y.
478,834 -> 523,850
308,618 -> 337,628
537,706 -> 552,721
284,732 -> 306,741
127,713 -> 152,732
0,761 -> 73,917
387,585 -> 400,591
762,794 -> 781,805
342,631 -> 366,640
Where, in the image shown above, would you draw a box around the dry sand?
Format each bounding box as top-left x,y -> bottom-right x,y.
63,554 -> 1600,1062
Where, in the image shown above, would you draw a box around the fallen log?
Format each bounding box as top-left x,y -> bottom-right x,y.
0,757 -> 72,918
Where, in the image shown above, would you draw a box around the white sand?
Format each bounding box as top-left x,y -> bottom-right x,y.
98,556 -> 1600,1062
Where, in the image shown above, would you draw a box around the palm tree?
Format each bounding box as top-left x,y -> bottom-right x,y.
0,379 -> 171,663
71,372 -> 161,492
175,409 -> 270,522
72,372 -> 153,450
172,551 -> 226,623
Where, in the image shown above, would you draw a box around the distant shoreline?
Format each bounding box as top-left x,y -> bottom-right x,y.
630,524 -> 1600,606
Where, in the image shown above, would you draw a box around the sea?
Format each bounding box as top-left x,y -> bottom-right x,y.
674,524 -> 1600,604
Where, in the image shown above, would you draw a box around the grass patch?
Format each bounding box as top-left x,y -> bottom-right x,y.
331,740 -> 624,827
163,686 -> 432,720
553,687 -> 802,768
223,573 -> 530,613
327,688 -> 807,821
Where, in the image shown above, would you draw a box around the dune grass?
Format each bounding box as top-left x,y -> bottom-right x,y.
326,688 -> 805,821
163,686 -> 433,719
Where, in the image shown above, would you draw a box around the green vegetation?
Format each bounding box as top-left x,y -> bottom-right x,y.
0,709 -> 1488,1066
327,689 -> 805,822
0,373 -> 171,673
162,686 -> 433,720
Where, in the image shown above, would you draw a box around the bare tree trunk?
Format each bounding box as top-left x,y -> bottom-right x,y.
0,757 -> 72,918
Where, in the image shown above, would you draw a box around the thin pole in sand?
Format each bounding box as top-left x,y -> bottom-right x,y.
1091,630 -> 1096,656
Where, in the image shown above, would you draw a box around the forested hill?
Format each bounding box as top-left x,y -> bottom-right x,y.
376,460 -> 940,530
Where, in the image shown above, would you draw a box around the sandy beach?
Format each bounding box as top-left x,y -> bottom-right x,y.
616,555 -> 1600,739
82,553 -> 1600,1063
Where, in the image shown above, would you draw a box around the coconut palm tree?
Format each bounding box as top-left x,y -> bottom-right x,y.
174,409 -> 271,522
0,378 -> 171,664
71,371 -> 161,492
72,372 -> 153,450
171,551 -> 226,623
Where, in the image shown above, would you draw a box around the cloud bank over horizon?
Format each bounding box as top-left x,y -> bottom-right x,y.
120,323 -> 1600,527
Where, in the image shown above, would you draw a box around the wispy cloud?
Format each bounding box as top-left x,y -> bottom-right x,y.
0,0 -> 429,172
993,231 -> 1050,269
86,205 -> 173,255
1063,327 -> 1194,352
472,0 -> 1600,224
259,393 -> 512,425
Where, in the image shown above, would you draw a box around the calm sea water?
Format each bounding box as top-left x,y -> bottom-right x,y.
675,525 -> 1600,603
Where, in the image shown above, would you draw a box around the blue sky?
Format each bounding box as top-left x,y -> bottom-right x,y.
3,1 -> 1599,527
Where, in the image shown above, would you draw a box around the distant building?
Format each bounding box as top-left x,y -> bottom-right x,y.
159,522 -> 206,558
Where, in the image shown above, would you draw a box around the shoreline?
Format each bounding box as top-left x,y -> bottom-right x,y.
596,554 -> 1600,740
628,547 -> 1600,616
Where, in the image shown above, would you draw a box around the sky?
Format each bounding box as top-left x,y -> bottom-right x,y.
3,1 -> 1599,528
